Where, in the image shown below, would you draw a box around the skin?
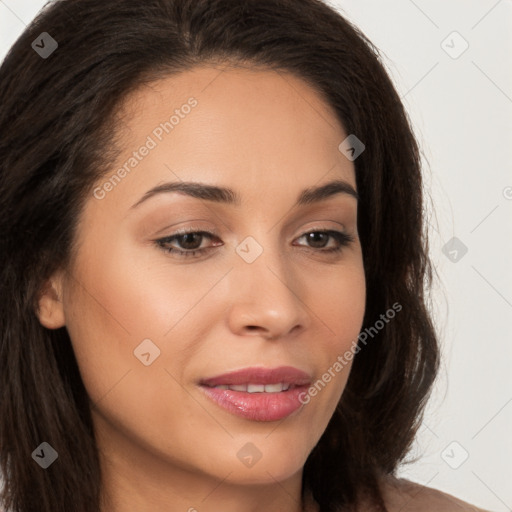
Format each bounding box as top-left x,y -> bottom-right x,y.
35,65 -> 488,512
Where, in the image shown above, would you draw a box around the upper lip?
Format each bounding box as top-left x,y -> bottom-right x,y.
199,366 -> 312,387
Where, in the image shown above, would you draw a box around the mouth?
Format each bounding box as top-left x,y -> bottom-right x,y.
198,366 -> 312,422
203,382 -> 298,392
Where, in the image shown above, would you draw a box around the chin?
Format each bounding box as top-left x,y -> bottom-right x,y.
205,437 -> 311,485
221,462 -> 305,487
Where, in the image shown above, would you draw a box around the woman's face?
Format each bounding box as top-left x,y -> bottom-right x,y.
41,66 -> 365,492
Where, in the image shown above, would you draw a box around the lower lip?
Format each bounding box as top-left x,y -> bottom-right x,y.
199,385 -> 309,422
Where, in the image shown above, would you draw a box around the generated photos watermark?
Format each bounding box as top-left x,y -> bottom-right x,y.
93,97 -> 198,200
298,302 -> 402,404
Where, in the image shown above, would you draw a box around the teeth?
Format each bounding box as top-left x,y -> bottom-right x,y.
247,384 -> 265,393
213,383 -> 291,393
263,383 -> 284,393
230,384 -> 247,392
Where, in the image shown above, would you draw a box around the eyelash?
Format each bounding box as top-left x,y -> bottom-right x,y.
154,227 -> 355,259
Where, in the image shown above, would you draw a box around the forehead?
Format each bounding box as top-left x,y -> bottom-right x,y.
97,65 -> 356,212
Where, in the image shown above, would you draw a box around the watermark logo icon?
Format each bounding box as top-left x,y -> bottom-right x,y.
31,32 -> 58,59
441,441 -> 469,469
237,442 -> 263,468
441,31 -> 469,59
442,236 -> 468,263
236,236 -> 263,264
338,134 -> 365,161
134,338 -> 161,366
32,442 -> 58,469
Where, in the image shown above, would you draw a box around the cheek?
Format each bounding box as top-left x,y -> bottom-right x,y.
300,262 -> 365,415
311,261 -> 366,347
61,230 -> 230,414
62,254 -> 202,461
61,248 -> 176,407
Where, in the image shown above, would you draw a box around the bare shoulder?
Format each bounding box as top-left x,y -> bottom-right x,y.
378,475 -> 494,512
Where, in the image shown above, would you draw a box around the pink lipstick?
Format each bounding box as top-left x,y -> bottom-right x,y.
198,366 -> 312,422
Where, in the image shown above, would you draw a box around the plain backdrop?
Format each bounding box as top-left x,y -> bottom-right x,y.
1,1 -> 511,510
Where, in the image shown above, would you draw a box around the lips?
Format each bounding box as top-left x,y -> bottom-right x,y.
198,366 -> 312,422
199,366 -> 312,387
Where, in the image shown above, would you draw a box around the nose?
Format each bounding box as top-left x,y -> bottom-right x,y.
225,238 -> 312,341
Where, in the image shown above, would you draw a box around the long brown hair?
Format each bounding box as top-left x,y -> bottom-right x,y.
0,1 -> 439,510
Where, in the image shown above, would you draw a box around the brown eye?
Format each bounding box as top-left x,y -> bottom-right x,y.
304,232 -> 330,249
155,230 -> 220,258
295,230 -> 355,253
173,232 -> 204,251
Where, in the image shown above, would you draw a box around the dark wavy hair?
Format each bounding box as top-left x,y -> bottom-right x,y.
0,0 -> 439,511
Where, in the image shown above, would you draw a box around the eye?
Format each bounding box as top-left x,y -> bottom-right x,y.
294,230 -> 355,253
154,228 -> 355,259
154,228 -> 221,259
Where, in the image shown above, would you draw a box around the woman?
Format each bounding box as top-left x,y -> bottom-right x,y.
0,0 -> 492,511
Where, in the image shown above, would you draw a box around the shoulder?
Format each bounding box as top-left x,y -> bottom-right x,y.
378,475 -> 494,512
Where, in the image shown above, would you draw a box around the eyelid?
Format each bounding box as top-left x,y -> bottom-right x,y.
149,219 -> 220,239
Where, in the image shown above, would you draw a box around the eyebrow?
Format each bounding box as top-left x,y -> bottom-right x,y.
130,178 -> 359,210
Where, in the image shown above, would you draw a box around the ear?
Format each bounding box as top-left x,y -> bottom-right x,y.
36,271 -> 66,329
